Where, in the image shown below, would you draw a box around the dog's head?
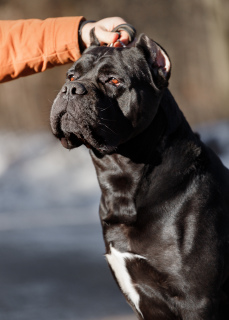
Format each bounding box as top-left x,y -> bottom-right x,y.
50,34 -> 171,154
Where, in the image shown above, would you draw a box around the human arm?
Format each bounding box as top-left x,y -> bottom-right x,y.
0,17 -> 84,83
0,16 -> 131,83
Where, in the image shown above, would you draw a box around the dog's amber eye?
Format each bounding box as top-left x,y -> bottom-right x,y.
109,78 -> 120,87
70,77 -> 75,81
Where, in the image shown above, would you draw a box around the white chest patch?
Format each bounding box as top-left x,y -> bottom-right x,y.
106,245 -> 145,318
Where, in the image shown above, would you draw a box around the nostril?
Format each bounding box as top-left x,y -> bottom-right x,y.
73,83 -> 87,95
71,86 -> 77,95
62,86 -> 67,93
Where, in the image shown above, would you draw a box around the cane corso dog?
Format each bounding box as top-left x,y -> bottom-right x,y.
50,32 -> 229,319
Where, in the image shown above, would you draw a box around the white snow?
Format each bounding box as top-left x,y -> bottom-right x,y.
0,131 -> 100,229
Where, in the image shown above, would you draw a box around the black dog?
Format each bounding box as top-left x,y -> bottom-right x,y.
50,33 -> 229,319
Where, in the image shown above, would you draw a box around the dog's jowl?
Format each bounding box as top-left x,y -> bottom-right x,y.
50,33 -> 229,319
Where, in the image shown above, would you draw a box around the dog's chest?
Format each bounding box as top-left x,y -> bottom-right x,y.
106,245 -> 145,317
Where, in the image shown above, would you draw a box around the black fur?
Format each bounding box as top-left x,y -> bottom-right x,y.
50,34 -> 229,319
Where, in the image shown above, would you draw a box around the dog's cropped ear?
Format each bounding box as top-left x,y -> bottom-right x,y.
89,27 -> 100,47
136,33 -> 171,89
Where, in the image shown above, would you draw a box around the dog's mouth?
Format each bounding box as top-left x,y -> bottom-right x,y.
52,111 -> 118,154
60,131 -> 117,154
60,132 -> 92,150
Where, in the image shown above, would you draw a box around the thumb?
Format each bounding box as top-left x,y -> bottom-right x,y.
95,27 -> 120,45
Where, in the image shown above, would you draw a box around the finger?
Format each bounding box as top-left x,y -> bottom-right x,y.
95,27 -> 120,45
119,30 -> 130,45
113,41 -> 122,48
113,30 -> 133,47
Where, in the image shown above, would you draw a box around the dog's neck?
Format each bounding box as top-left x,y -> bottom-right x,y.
117,104 -> 166,165
114,89 -> 188,165
91,89 -> 193,167
90,89 -> 200,225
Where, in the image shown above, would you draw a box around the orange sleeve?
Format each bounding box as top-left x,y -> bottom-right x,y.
0,16 -> 85,83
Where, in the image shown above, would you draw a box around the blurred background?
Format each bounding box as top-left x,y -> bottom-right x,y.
0,1 -> 229,320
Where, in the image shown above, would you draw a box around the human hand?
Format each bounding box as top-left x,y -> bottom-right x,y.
80,17 -> 131,49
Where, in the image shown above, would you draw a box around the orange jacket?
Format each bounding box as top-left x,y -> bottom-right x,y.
0,16 -> 84,83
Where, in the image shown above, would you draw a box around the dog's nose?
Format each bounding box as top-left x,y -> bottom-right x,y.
62,82 -> 87,97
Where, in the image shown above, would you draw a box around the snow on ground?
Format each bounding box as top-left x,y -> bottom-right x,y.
0,131 -> 100,229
